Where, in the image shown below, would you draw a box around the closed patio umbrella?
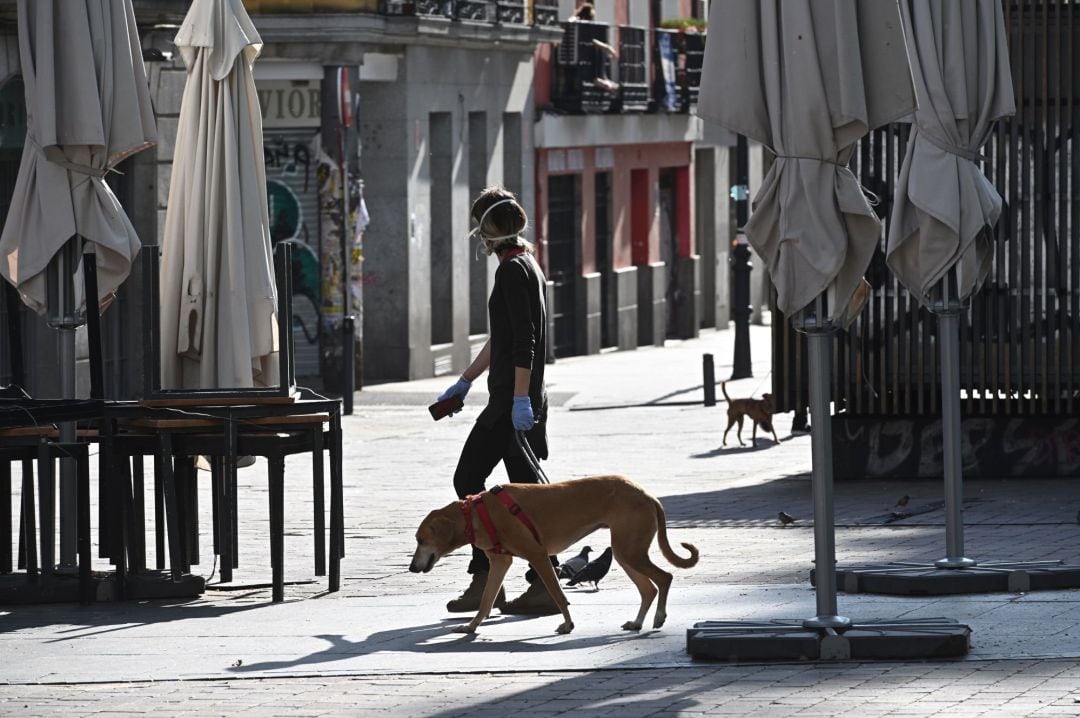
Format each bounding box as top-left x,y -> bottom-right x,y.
0,0 -> 156,313
0,0 -> 156,569
888,0 -> 1014,307
685,2 -> 977,659
160,0 -> 278,390
887,0 -> 1014,571
698,0 -> 914,328
697,0 -> 914,627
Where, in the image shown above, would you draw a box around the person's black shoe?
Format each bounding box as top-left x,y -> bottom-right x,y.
446,572 -> 506,613
500,581 -> 561,616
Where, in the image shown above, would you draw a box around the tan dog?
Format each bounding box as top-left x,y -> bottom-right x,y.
409,475 -> 699,635
721,382 -> 780,446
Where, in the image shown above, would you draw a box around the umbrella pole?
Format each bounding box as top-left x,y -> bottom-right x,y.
933,302 -> 976,569
46,238 -> 83,570
58,327 -> 77,569
801,326 -> 850,630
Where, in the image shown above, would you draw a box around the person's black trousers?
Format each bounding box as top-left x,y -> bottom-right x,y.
453,418 -> 558,580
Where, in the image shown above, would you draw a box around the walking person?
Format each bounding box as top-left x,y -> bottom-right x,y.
436,186 -> 560,616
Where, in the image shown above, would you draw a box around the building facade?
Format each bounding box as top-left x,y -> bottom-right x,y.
532,0 -> 736,361
0,0 -> 745,395
247,2 -> 563,386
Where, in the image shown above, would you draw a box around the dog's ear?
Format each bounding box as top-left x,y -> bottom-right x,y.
429,515 -> 455,546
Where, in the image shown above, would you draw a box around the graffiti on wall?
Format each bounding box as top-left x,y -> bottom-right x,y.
264,130 -> 322,377
833,415 -> 1080,479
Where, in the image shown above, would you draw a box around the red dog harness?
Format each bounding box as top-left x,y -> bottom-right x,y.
461,485 -> 541,555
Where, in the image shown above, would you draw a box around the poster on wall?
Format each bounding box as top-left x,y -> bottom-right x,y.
316,142 -> 365,385
263,128 -> 322,378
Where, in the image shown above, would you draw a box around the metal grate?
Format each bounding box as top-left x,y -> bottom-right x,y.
495,1 -> 525,24
553,21 -> 615,114
618,26 -> 649,112
772,0 -> 1080,419
531,0 -> 558,27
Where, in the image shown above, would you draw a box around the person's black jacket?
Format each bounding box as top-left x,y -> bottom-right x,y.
477,251 -> 548,455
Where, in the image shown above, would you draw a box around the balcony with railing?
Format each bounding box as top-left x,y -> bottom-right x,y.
224,0 -> 562,49
241,0 -> 558,25
549,21 -> 706,116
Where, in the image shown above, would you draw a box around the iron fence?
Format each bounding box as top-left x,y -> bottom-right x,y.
773,0 -> 1079,419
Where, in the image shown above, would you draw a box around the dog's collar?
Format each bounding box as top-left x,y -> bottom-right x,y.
460,486 -> 540,555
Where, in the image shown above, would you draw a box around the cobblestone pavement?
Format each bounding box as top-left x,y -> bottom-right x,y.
4,325 -> 1080,715
4,660 -> 1080,717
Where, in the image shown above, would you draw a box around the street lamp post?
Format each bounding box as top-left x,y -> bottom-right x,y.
729,135 -> 752,380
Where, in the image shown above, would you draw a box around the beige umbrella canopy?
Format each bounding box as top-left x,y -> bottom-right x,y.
697,0 -> 914,327
888,0 -> 1015,306
161,0 -> 278,390
0,0 -> 156,312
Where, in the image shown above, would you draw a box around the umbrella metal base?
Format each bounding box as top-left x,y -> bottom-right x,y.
812,561 -> 1080,595
687,618 -> 970,661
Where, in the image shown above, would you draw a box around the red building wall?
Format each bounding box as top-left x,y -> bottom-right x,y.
535,141 -> 693,277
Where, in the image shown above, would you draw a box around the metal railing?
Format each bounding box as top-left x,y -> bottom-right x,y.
552,21 -> 617,114
618,26 -> 649,112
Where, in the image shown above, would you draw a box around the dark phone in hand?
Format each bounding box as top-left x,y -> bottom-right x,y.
428,395 -> 464,421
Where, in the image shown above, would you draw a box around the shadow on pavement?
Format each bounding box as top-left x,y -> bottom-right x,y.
3,598 -> 264,641
690,439 -> 781,458
424,665 -> 702,717
230,619 -> 664,674
568,383 -> 709,412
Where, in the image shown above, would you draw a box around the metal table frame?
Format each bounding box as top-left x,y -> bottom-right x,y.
100,399 -> 344,603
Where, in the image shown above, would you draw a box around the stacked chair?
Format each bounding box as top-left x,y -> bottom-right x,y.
3,242 -> 344,605
1,264 -> 105,605
100,243 -> 344,603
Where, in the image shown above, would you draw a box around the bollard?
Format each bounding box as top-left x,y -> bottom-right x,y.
703,353 -> 716,406
342,315 -> 355,415
730,238 -> 754,380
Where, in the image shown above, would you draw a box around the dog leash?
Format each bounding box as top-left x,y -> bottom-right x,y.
514,430 -> 550,484
748,370 -> 773,399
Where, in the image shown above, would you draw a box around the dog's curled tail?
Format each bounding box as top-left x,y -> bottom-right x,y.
720,381 -> 731,404
653,497 -> 699,569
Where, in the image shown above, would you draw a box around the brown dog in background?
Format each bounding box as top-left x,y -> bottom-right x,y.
721,382 -> 780,447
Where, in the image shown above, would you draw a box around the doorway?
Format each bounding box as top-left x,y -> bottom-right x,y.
547,173 -> 580,358
595,171 -> 616,349
659,168 -> 679,336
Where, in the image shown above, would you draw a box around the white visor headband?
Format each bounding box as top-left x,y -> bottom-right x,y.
471,198 -> 522,243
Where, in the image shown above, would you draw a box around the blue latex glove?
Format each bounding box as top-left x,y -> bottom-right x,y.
511,395 -> 535,431
437,377 -> 471,404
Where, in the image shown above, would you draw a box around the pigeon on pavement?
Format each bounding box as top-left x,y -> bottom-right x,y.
778,511 -> 796,526
892,494 -> 912,517
568,547 -> 613,589
557,546 -> 592,580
